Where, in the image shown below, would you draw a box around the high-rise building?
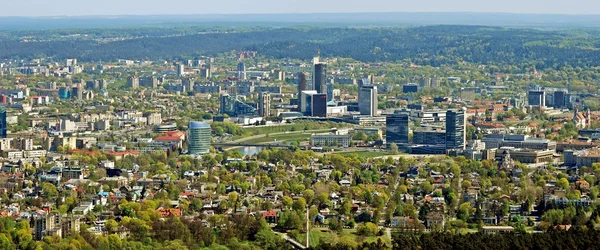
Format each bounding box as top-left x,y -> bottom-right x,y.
176,63 -> 185,77
300,91 -> 327,117
188,121 -> 211,155
183,78 -> 195,92
359,85 -> 378,116
528,90 -> 546,107
0,109 -> 6,138
313,61 -> 327,95
446,109 -> 466,150
553,90 -> 567,108
127,76 -> 140,89
386,113 -> 409,145
327,83 -> 334,102
71,84 -> 84,101
140,77 -> 158,88
298,72 -> 307,99
237,62 -> 246,80
258,92 -> 271,117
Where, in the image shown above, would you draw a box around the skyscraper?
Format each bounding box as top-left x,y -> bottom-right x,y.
386,113 -> 409,145
445,109 -> 466,150
258,92 -> 271,117
176,63 -> 185,77
127,76 -> 139,89
313,62 -> 327,95
298,72 -> 307,100
300,91 -> 327,117
237,62 -> 246,80
188,121 -> 211,155
0,109 -> 6,138
359,85 -> 378,116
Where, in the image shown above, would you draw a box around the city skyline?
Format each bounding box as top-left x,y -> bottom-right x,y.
3,0 -> 600,16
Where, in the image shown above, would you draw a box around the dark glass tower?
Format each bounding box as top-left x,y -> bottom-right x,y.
313,63 -> 327,95
0,110 -> 6,138
386,113 -> 409,145
445,109 -> 466,150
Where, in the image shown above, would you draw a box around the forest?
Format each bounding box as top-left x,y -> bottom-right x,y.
391,228 -> 600,250
3,26 -> 600,69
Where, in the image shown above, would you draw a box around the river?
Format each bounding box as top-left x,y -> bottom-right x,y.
237,146 -> 265,156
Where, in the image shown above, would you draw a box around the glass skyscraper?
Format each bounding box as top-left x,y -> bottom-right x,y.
0,110 -> 6,138
445,109 -> 466,150
188,121 -> 211,155
386,113 -> 409,145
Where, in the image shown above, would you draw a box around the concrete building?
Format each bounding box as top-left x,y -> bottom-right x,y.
127,76 -> 140,89
482,134 -> 557,151
311,131 -> 352,147
258,92 -> 271,117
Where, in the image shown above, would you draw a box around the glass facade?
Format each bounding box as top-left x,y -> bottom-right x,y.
445,109 -> 466,150
219,94 -> 257,117
0,110 -> 6,138
188,121 -> 211,155
386,113 -> 409,145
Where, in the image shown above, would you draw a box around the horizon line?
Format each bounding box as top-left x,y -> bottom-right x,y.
3,11 -> 600,18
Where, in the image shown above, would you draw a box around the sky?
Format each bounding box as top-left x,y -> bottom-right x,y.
3,0 -> 600,16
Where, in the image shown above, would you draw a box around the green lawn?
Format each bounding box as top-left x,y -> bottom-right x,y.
243,133 -> 314,144
294,228 -> 389,248
338,151 -> 394,158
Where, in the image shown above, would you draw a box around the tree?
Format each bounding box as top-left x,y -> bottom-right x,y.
357,222 -> 379,236
255,229 -> 282,250
42,183 -> 58,198
390,143 -> 399,154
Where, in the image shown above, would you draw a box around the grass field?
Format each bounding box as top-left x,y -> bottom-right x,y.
338,151 -> 394,158
243,132 -> 314,144
294,228 -> 389,248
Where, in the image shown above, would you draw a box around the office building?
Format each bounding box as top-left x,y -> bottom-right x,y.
300,91 -> 327,117
359,85 -> 378,116
528,90 -> 546,107
311,132 -> 353,147
446,109 -> 466,150
188,121 -> 211,155
297,72 -> 307,99
220,94 -> 257,117
176,63 -> 185,77
0,110 -> 6,138
553,90 -> 566,108
237,62 -> 246,80
140,76 -> 158,88
71,84 -> 83,101
258,92 -> 271,117
127,76 -> 140,89
413,128 -> 445,145
403,84 -> 419,93
386,113 -> 410,145
327,83 -> 334,102
183,78 -> 195,92
313,61 -> 327,95
482,134 -> 556,151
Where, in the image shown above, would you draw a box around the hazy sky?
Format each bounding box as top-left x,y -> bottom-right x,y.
3,0 -> 600,16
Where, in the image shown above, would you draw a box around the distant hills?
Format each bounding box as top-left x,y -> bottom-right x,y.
3,12 -> 600,30
2,26 -> 600,69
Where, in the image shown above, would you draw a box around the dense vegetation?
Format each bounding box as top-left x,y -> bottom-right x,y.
4,26 -> 600,69
391,228 -> 600,250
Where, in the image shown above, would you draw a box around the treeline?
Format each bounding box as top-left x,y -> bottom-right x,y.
392,228 -> 600,250
3,26 -> 600,69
